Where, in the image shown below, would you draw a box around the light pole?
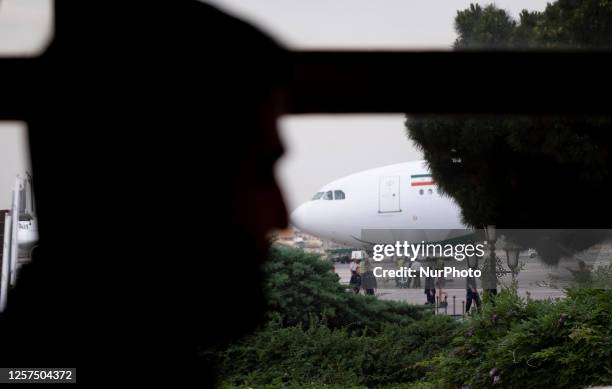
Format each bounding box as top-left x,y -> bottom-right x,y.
504,242 -> 521,282
467,252 -> 479,270
484,225 -> 497,297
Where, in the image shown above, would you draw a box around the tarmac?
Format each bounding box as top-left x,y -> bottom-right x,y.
334,252 -> 585,313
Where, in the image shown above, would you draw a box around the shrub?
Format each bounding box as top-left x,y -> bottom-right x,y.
418,288 -> 612,388
216,315 -> 458,387
214,247 -> 612,388
263,247 -> 424,334
214,247 -> 459,387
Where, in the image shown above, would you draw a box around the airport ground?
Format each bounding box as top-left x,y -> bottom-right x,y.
334,252 -> 589,314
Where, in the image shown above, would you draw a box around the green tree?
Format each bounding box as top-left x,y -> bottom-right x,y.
406,1 -> 612,263
453,1 -> 612,50
454,4 -> 517,48
536,0 -> 612,49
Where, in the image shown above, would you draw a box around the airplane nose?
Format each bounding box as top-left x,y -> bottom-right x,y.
290,204 -> 308,231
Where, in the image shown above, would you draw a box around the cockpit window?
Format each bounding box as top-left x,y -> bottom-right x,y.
312,192 -> 324,200
313,190 -> 345,200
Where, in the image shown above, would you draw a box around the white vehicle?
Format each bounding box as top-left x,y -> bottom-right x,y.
290,161 -> 470,248
0,174 -> 38,312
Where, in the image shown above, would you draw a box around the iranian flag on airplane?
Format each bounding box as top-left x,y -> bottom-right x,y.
411,174 -> 434,186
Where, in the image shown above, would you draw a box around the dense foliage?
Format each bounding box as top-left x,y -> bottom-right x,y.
216,317 -> 457,388
263,246 -> 424,333
214,247 -> 458,387
213,248 -> 612,388
419,288 -> 612,388
454,1 -> 612,49
407,1 -> 612,263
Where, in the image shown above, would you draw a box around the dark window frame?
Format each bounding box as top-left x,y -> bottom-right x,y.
1,8 -> 611,120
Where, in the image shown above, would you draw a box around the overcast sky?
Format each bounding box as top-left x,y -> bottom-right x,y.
0,1 -> 555,211
0,123 -> 31,209
205,0 -> 552,211
205,0 -> 551,49
0,1 -> 48,209
276,115 -> 422,211
0,0 -> 52,56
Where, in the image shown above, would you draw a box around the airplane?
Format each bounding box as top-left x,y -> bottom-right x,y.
0,174 -> 39,312
289,160 -> 544,264
290,160 -> 473,250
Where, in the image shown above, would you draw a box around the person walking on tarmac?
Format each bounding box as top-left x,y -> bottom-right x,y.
437,274 -> 448,307
424,273 -> 436,304
349,259 -> 362,294
465,274 -> 481,315
360,255 -> 377,295
350,257 -> 359,276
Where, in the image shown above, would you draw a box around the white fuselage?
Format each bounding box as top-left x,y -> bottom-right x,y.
290,161 -> 468,248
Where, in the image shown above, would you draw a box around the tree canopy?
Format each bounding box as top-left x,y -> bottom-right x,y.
406,1 -> 612,263
454,1 -> 612,49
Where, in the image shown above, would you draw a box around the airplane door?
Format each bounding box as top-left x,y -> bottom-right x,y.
379,176 -> 401,213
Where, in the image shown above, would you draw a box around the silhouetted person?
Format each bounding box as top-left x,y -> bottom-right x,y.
0,1 -> 291,386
